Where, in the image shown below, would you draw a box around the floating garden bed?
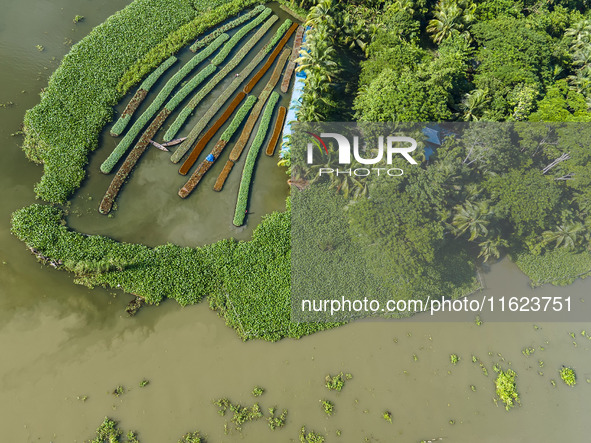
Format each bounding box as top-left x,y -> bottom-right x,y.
215,47 -> 290,189
280,25 -> 303,93
211,8 -> 273,66
244,21 -> 297,93
233,91 -> 280,226
190,5 -> 266,52
165,14 -> 279,146
265,105 -> 286,156
110,55 -> 177,136
178,92 -> 248,175
179,95 -> 257,198
100,34 -> 227,173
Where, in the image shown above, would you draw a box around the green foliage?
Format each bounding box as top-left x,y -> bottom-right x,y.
267,407 -> 288,430
471,16 -> 554,120
355,67 -> 452,121
495,368 -> 520,411
560,366 -> 577,386
522,346 -> 535,357
164,62 -> 220,112
450,354 -> 459,365
190,5 -> 266,52
116,0 -> 261,94
113,385 -> 125,397
299,426 -> 325,443
221,95 -> 257,141
485,169 -> 562,237
88,417 -> 138,443
515,248 -> 591,286
177,431 -> 202,443
110,55 -> 177,136
211,8 -> 273,66
101,42 -> 220,173
22,0 -> 262,202
229,401 -> 263,429
139,379 -> 150,387
73,15 -> 85,24
296,3 -> 339,121
268,18 -> 293,49
252,386 -> 264,397
233,91 -> 279,226
12,203 -> 330,341
325,372 -> 347,391
164,14 -> 278,142
321,399 -> 334,416
529,80 -> 591,122
383,410 -> 393,423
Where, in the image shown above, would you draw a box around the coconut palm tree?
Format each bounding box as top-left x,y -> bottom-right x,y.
427,0 -> 475,44
304,0 -> 334,28
460,89 -> 489,121
542,222 -> 586,250
478,236 -> 508,262
452,200 -> 492,241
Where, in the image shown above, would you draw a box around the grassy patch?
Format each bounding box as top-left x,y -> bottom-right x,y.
513,249 -> 591,287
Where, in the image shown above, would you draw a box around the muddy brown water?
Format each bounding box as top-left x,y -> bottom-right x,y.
1,1 -> 591,442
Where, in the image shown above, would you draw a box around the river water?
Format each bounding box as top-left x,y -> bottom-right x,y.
1,1 -> 591,442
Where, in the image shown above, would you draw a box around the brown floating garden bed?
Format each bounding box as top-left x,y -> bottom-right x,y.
213,160 -> 235,192
212,48 -> 291,190
228,48 -> 291,163
178,92 -> 246,176
280,25 -> 303,93
99,108 -> 171,214
265,105 -> 286,156
110,89 -> 148,137
244,22 -> 298,94
178,140 -> 227,198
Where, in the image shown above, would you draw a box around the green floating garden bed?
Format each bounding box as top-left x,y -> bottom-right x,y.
234,91 -> 280,226
23,0 -> 260,204
164,14 -> 279,145
100,33 -> 226,173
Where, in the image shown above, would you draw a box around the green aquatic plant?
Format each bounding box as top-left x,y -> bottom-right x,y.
267,407 -> 288,430
522,346 -> 535,356
110,55 -> 177,136
299,426 -> 325,443
252,386 -> 264,397
321,399 -> 334,416
177,431 -> 202,443
560,367 -> 576,386
190,5 -> 266,52
113,385 -> 125,397
139,379 -> 149,387
73,15 -> 85,23
450,354 -> 459,365
383,410 -> 393,423
325,372 -> 349,391
89,417 -> 139,442
495,369 -> 520,411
